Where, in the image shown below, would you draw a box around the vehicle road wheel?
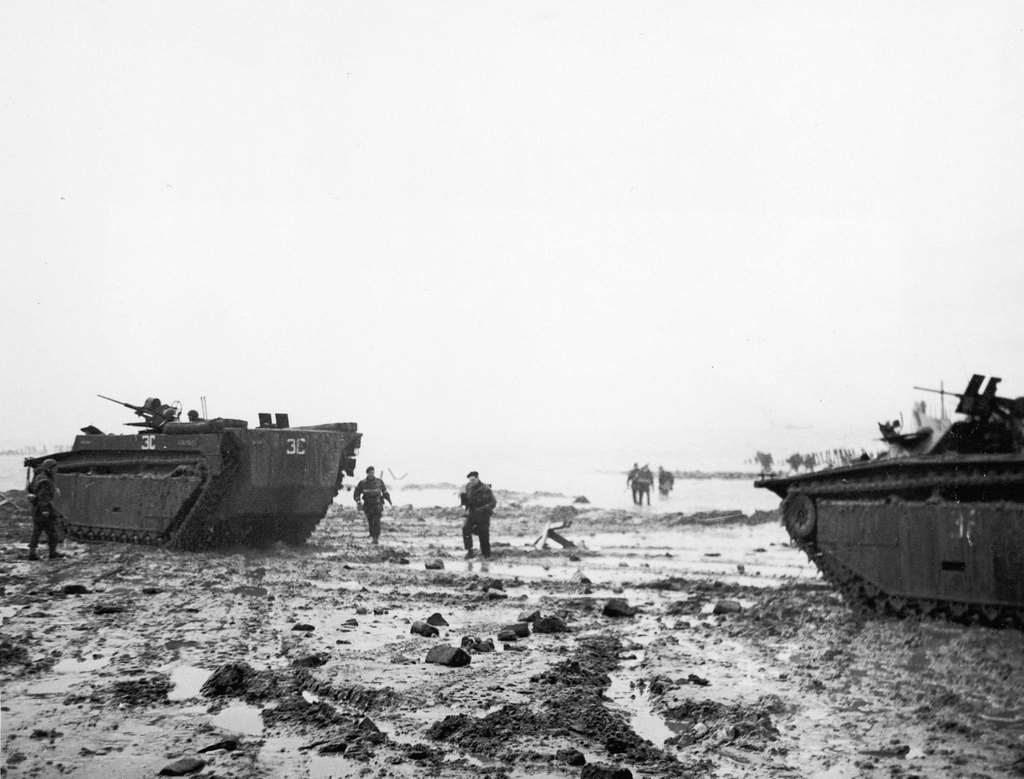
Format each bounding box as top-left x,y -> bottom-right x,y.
783,493 -> 817,541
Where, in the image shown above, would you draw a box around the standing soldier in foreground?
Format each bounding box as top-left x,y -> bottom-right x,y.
27,459 -> 63,560
460,470 -> 496,559
353,466 -> 391,545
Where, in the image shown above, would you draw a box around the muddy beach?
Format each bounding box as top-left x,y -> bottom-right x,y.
2,497 -> 1023,778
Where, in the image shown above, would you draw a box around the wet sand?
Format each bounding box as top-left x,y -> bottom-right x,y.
1,499 -> 1023,778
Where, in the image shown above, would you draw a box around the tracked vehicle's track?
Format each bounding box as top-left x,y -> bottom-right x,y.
795,540 -> 1024,627
768,457 -> 1024,627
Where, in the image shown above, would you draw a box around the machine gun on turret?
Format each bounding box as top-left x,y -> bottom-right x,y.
97,394 -> 181,431
909,375 -> 1024,454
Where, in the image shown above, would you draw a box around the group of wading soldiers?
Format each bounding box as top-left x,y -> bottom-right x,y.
354,467 -> 496,558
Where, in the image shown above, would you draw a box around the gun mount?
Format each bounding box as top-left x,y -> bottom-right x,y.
97,394 -> 182,431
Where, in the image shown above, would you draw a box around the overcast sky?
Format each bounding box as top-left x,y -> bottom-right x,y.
2,2 -> 1023,469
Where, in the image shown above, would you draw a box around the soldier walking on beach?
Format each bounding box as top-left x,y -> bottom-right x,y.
353,466 -> 391,545
27,459 -> 63,560
627,462 -> 641,505
460,470 -> 496,559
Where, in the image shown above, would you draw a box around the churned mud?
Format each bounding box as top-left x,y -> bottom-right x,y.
1,496 -> 1023,778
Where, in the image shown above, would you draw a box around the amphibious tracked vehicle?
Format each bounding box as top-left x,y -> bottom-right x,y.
756,374 -> 1024,624
25,396 -> 361,550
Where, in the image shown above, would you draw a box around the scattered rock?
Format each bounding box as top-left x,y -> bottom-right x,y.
568,553 -> 581,562
29,728 -> 61,739
158,757 -> 206,776
507,622 -> 530,638
518,609 -> 541,623
686,673 -> 710,686
713,600 -> 742,615
752,547 -> 766,553
343,618 -> 359,627
861,744 -> 910,758
373,607 -> 389,615
292,623 -> 315,632
703,552 -> 721,557
0,639 -> 30,667
62,584 -> 90,595
424,559 -> 445,570
573,495 -> 590,504
92,603 -> 125,615
581,763 -> 632,779
425,613 -> 448,627
292,652 -> 329,668
141,586 -> 162,595
411,621 -> 440,637
603,599 -> 638,618
496,628 -> 518,642
533,615 -> 568,633
736,564 -> 746,574
425,645 -> 471,667
459,636 -> 495,653
486,589 -> 508,600
355,606 -> 369,615
556,747 -> 586,766
503,644 -> 529,652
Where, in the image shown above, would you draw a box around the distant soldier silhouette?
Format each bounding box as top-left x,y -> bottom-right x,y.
657,466 -> 674,496
635,465 -> 654,506
626,462 -> 641,505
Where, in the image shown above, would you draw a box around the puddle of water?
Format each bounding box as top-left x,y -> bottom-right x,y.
605,649 -> 679,747
26,677 -> 83,695
53,656 -> 108,673
167,664 -> 210,701
210,702 -> 264,735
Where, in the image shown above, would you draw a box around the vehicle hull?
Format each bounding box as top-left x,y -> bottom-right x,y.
30,422 -> 360,550
756,455 -> 1024,622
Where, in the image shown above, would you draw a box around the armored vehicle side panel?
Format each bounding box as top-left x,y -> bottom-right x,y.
30,418 -> 361,550
757,375 -> 1024,624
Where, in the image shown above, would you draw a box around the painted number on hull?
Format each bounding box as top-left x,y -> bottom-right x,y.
286,438 -> 307,455
140,435 -> 156,450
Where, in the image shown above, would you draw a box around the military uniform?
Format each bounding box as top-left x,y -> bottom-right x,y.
353,473 -> 391,544
28,464 -> 62,560
460,476 -> 496,558
636,466 -> 653,506
627,464 -> 641,505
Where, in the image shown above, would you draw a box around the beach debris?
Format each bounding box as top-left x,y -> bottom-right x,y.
581,763 -> 632,779
518,608 -> 541,623
556,747 -> 586,765
158,757 -> 206,776
532,615 -> 568,633
425,645 -> 471,667
410,621 -> 440,638
603,598 -> 638,618
713,600 -> 742,615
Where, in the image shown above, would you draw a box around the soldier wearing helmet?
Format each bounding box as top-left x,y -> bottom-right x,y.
27,459 -> 63,560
